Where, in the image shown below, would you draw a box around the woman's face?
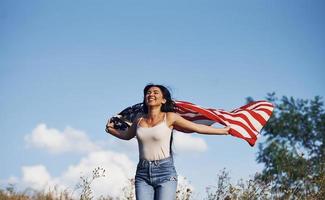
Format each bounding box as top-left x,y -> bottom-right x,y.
145,86 -> 166,107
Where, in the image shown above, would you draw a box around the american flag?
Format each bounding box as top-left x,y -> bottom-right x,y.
110,100 -> 274,146
174,100 -> 274,146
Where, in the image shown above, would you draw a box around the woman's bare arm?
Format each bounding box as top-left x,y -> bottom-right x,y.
105,119 -> 137,140
171,112 -> 230,135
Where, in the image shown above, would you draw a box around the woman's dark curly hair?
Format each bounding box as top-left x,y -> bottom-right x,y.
142,84 -> 176,114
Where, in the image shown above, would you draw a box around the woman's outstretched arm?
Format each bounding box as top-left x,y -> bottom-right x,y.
170,112 -> 230,135
105,119 -> 137,140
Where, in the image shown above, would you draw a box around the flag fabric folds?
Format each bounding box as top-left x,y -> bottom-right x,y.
174,100 -> 274,146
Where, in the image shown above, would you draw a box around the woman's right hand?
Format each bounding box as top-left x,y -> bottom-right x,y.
104,118 -> 136,140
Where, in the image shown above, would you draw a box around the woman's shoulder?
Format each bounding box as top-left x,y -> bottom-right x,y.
133,113 -> 145,123
166,111 -> 176,115
166,112 -> 179,121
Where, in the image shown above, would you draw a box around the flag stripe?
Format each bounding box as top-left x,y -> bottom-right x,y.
218,110 -> 260,131
175,100 -> 274,146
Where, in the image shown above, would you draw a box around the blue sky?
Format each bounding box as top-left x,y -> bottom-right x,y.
1,0 -> 324,198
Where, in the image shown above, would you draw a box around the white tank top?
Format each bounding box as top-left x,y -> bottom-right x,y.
136,113 -> 172,161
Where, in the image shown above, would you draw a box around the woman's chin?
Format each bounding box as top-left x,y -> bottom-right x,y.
146,102 -> 161,107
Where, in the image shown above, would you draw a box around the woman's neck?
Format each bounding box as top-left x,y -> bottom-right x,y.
147,106 -> 163,120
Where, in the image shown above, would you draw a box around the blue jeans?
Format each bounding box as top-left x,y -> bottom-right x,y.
135,156 -> 178,200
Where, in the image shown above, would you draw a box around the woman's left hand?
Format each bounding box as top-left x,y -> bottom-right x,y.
223,126 -> 231,135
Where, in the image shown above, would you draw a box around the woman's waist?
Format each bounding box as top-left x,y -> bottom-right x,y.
138,156 -> 174,167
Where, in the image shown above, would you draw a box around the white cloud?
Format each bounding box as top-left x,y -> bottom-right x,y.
173,131 -> 208,153
10,123 -> 207,198
60,150 -> 135,198
9,155 -> 197,199
24,124 -> 100,154
21,165 -> 53,191
10,150 -> 136,199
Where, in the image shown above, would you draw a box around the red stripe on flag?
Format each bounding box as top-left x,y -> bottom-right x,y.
174,100 -> 274,146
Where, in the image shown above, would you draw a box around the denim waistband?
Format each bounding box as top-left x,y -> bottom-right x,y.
138,156 -> 174,166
